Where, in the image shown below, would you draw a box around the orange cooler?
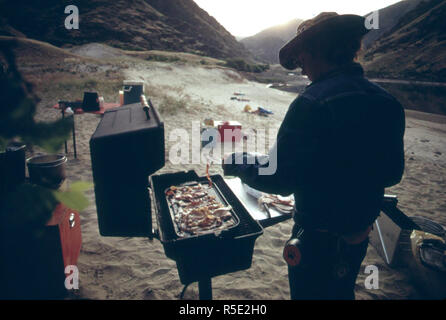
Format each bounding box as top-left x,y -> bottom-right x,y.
216,121 -> 242,142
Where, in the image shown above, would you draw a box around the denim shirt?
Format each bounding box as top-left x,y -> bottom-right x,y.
231,62 -> 405,234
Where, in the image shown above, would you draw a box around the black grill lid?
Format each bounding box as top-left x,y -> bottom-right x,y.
90,102 -> 164,237
90,102 -> 165,178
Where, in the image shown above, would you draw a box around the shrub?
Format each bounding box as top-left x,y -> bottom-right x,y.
224,59 -> 269,73
145,54 -> 181,63
159,94 -> 188,115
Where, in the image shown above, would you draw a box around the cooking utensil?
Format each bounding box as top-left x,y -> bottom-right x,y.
262,203 -> 272,219
27,154 -> 67,189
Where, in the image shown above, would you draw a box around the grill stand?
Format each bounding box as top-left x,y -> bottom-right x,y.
61,105 -> 77,159
151,228 -> 215,300
198,278 -> 212,300
178,279 -> 212,300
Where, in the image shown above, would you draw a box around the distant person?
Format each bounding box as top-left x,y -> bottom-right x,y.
222,12 -> 405,299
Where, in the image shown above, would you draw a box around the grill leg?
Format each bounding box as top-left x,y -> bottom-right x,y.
62,109 -> 68,155
71,114 -> 77,159
198,278 -> 212,300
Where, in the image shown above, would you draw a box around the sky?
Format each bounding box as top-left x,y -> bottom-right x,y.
193,0 -> 402,38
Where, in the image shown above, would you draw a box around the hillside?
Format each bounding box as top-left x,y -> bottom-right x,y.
240,19 -> 303,64
362,0 -> 427,49
0,0 -> 251,60
361,0 -> 446,81
239,1 -> 426,63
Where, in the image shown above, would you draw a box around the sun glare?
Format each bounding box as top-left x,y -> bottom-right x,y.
193,0 -> 401,38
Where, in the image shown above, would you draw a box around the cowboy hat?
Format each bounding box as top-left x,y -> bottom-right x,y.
279,12 -> 369,70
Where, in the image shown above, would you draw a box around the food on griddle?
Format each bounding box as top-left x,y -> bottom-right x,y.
165,183 -> 235,236
258,194 -> 295,214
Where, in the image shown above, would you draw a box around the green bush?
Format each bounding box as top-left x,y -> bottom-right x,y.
0,45 -> 72,152
145,54 -> 181,63
0,42 -> 90,234
224,59 -> 269,73
159,94 -> 187,115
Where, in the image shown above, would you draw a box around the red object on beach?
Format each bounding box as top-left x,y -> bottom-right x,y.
52,102 -> 120,115
46,203 -> 82,268
216,121 -> 242,142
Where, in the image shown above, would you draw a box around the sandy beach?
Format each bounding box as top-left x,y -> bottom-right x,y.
20,42 -> 446,300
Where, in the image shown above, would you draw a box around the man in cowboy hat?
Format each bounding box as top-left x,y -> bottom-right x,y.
223,12 -> 405,299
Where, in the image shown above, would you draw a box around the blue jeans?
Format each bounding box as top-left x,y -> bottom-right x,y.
288,225 -> 369,300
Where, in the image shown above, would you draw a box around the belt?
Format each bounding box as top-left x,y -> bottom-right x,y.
314,225 -> 372,245
293,211 -> 372,245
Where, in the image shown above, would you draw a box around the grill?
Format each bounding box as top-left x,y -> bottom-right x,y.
150,170 -> 263,286
89,102 -> 264,299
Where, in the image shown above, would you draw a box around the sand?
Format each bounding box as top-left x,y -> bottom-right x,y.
30,53 -> 446,300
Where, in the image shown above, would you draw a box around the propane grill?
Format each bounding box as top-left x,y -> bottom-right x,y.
150,171 -> 263,287
90,100 -> 267,299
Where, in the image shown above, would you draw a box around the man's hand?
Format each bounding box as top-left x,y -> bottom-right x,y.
222,153 -> 245,177
222,153 -> 235,176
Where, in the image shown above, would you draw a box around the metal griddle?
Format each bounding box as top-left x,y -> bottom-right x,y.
164,182 -> 240,238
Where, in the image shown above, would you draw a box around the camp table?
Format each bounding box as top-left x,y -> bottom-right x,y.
52,101 -> 121,158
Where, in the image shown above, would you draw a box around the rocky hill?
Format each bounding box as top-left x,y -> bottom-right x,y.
240,19 -> 303,64
238,0 -> 445,82
362,0 -> 427,49
361,0 -> 446,81
239,1 -> 428,63
0,0 -> 251,60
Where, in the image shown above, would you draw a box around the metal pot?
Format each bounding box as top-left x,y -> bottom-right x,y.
27,154 -> 67,189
